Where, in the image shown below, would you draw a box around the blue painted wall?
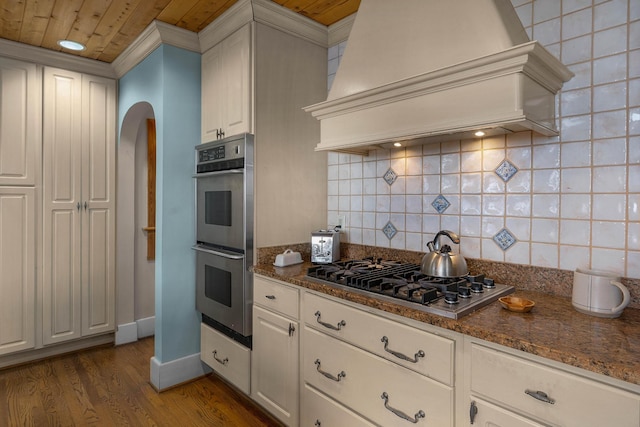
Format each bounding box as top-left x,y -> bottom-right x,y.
118,44 -> 201,363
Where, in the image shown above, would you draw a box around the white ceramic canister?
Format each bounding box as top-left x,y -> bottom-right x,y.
572,268 -> 630,318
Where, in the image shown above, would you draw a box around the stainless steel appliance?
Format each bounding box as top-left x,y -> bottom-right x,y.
194,133 -> 254,347
311,228 -> 340,263
306,258 -> 514,319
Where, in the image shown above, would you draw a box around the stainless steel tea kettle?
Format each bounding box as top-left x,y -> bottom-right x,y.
421,230 -> 468,278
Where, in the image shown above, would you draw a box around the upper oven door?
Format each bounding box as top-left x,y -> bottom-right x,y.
196,169 -> 245,249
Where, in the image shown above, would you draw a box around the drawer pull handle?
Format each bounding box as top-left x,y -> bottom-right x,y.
525,389 -> 555,404
212,350 -> 228,366
288,323 -> 296,337
265,295 -> 276,300
381,336 -> 425,363
314,359 -> 346,382
381,392 -> 425,423
314,311 -> 346,331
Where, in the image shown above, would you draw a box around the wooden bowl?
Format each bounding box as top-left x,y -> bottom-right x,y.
499,296 -> 535,313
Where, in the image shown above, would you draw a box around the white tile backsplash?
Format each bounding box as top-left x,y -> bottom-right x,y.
324,1 -> 640,279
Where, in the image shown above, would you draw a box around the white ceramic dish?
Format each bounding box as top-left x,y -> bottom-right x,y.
274,249 -> 303,267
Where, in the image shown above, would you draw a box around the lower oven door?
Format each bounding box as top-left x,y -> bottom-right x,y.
193,244 -> 252,336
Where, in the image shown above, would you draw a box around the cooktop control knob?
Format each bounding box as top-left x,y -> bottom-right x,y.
444,291 -> 459,304
483,278 -> 495,288
471,282 -> 484,293
458,286 -> 472,298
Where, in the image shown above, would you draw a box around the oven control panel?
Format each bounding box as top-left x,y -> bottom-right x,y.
196,134 -> 253,173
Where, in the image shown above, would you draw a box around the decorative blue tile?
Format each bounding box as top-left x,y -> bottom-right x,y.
382,222 -> 397,240
495,159 -> 518,182
431,194 -> 450,214
493,229 -> 516,251
383,168 -> 397,186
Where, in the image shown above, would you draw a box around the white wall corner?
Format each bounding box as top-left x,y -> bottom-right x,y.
115,322 -> 138,345
150,353 -> 211,391
112,20 -> 199,78
136,316 -> 156,338
328,12 -> 356,46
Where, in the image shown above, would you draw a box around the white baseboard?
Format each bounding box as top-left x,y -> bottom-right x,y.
115,322 -> 138,345
137,316 -> 155,338
150,353 -> 211,391
115,316 -> 155,345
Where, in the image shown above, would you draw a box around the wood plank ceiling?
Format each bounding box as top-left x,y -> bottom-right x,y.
0,0 -> 360,63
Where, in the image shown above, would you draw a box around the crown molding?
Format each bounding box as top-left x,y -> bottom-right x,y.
328,12 -> 356,46
199,0 -> 328,52
0,38 -> 115,78
252,0 -> 327,47
112,21 -> 199,78
198,0 -> 255,52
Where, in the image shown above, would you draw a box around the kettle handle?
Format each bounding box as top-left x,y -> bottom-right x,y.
609,281 -> 631,313
431,230 -> 460,251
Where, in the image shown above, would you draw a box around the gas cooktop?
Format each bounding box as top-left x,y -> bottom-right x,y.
306,258 -> 514,319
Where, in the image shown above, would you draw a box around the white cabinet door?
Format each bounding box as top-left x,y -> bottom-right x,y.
469,398 -> 545,427
252,304 -> 299,426
0,187 -> 35,355
201,42 -> 223,142
42,68 -> 116,345
0,57 -> 39,186
201,24 -> 251,142
80,74 -> 116,337
42,67 -> 83,345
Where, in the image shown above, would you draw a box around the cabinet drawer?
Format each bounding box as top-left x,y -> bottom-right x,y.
471,343 -> 640,427
201,323 -> 250,395
304,326 -> 453,427
302,383 -> 375,427
304,292 -> 454,385
254,275 -> 299,319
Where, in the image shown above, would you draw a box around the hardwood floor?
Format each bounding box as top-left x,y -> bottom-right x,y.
0,338 -> 282,427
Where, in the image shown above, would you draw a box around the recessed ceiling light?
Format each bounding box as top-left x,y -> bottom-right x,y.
474,131 -> 486,137
393,142 -> 402,147
57,40 -> 86,51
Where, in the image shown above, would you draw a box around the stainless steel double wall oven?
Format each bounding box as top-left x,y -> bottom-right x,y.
194,133 -> 254,347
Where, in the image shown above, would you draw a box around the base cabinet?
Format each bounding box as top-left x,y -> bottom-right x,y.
251,276 -> 299,426
201,323 -> 251,395
467,340 -> 640,427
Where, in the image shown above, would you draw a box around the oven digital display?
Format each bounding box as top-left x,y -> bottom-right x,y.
199,146 -> 225,162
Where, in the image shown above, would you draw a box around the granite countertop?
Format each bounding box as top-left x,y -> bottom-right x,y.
253,261 -> 640,387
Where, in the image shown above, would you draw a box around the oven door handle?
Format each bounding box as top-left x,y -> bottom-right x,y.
192,245 -> 244,260
193,169 -> 244,179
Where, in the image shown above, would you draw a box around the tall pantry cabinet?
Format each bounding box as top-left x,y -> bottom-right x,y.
0,57 -> 116,362
42,67 -> 116,345
0,57 -> 39,356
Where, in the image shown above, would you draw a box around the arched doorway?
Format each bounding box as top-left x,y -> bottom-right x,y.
116,102 -> 156,344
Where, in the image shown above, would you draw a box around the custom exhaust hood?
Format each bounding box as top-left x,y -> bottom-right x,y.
304,0 -> 574,154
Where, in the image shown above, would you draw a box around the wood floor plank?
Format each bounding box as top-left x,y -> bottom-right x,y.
0,338 -> 281,427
